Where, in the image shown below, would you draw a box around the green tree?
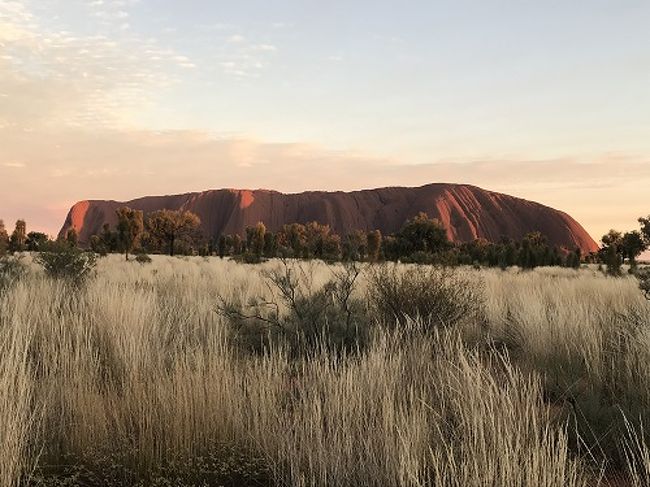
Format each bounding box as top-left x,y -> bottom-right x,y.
0,220 -> 8,256
146,210 -> 201,256
232,234 -> 243,255
621,231 -> 647,269
116,207 -> 144,260
366,230 -> 382,263
263,232 -> 277,258
639,215 -> 650,245
322,234 -> 342,261
565,247 -> 582,269
279,223 -> 307,257
26,232 -> 49,251
101,223 -> 118,252
342,230 -> 368,261
89,235 -> 108,256
247,222 -> 266,258
9,220 -> 27,253
217,235 -> 228,258
601,230 -> 623,276
397,212 -> 450,257
65,228 -> 79,247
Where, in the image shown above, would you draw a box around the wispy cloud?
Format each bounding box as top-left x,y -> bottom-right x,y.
2,161 -> 26,168
0,0 -> 194,129
216,36 -> 278,78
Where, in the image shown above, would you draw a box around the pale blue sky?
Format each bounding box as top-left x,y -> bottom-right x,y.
1,0 -> 649,239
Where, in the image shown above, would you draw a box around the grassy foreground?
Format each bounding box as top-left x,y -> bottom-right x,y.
1,255 -> 649,486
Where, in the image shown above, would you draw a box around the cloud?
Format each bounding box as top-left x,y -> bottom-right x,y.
227,34 -> 245,43
0,0 -> 195,129
216,37 -> 278,77
2,161 -> 26,168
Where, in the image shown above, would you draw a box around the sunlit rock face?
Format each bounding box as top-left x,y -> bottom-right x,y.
59,183 -> 599,253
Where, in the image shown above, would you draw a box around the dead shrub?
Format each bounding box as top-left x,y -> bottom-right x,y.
216,259 -> 369,356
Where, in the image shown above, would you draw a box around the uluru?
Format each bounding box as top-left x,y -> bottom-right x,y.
58,183 -> 599,253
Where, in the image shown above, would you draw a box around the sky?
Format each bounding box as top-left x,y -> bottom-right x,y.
1,0 -> 649,244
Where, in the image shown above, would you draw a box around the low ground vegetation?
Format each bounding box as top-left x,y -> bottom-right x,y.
0,256 -> 649,486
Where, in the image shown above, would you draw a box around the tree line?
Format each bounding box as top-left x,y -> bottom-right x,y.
2,210 -> 649,271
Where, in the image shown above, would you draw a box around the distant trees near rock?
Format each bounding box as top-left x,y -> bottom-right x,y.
212,213 -> 591,270
90,208 -> 203,257
599,218 -> 650,276
115,207 -> 144,260
4,209 -> 649,275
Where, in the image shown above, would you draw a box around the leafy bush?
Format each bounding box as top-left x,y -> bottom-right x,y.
217,260 -> 369,356
367,263 -> 484,330
0,255 -> 27,293
35,241 -> 96,284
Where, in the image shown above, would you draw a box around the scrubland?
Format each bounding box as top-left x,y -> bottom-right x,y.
1,255 -> 649,486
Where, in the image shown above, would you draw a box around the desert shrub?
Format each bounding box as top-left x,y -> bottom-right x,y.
134,253 -> 152,264
367,263 -> 484,330
0,255 -> 27,293
35,241 -> 96,284
217,260 -> 369,356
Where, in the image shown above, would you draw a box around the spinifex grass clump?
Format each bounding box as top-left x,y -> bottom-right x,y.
366,263 -> 483,330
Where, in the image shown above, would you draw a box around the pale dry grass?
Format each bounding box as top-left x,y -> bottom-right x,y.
0,256 -> 648,486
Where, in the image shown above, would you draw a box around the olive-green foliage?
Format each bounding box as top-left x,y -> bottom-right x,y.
246,222 -> 266,257
621,231 -> 647,268
35,241 -> 97,284
600,230 -> 624,276
146,209 -> 201,256
367,263 -> 483,330
366,229 -> 382,262
9,219 -> 27,253
217,260 -> 368,356
263,231 -> 277,258
639,215 -> 650,244
65,228 -> 78,248
116,207 -> 144,260
396,212 -> 451,255
26,232 -> 50,251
